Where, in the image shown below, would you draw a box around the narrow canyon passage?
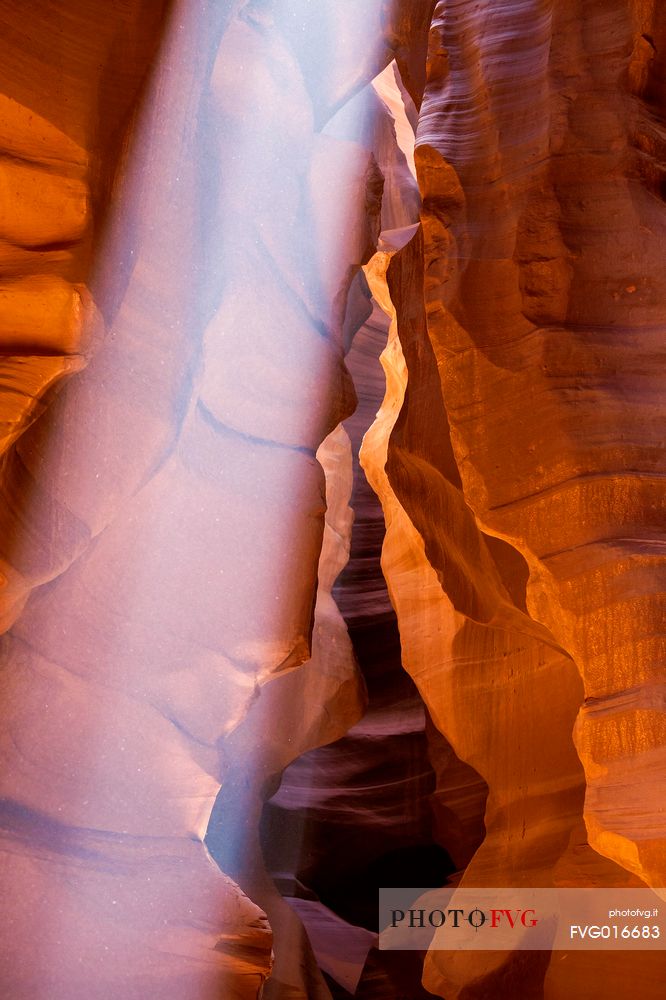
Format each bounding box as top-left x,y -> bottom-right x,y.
256,298 -> 466,998
1,2 -> 666,999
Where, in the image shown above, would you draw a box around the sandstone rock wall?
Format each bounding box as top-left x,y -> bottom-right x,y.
1,1 -> 666,998
0,2 -> 405,997
356,1 -> 666,996
417,0 -> 666,892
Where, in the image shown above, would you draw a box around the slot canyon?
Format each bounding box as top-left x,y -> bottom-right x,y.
0,1 -> 665,998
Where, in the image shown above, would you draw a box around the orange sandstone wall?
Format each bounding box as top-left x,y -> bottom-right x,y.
1,2 -> 666,998
358,1 -> 666,996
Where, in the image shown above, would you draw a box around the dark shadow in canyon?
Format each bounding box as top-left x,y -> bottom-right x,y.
256,297 -> 488,997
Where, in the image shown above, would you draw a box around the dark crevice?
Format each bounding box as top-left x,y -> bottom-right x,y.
258,298 -> 483,997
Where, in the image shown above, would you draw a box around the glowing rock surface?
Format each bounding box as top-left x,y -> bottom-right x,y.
0,1 -> 665,998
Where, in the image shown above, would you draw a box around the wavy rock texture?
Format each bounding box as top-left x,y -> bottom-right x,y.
353,2 -> 666,996
0,2 -> 419,997
2,1 -> 666,999
206,422 -> 368,1000
259,298 -> 452,1000
362,229 -> 577,998
417,0 -> 666,891
0,3 -> 278,997
362,223 -> 666,1000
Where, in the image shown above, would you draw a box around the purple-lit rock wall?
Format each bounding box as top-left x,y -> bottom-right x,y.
1,2 -> 666,999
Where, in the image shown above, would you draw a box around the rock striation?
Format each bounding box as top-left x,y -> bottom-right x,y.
1,1 -> 666,999
416,0 -> 666,893
355,2 -> 666,996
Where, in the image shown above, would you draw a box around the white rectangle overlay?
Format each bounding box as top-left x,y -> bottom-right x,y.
379,888 -> 665,951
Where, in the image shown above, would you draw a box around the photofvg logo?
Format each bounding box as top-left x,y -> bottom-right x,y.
381,889 -> 548,952
390,904 -> 539,931
379,888 -> 665,951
